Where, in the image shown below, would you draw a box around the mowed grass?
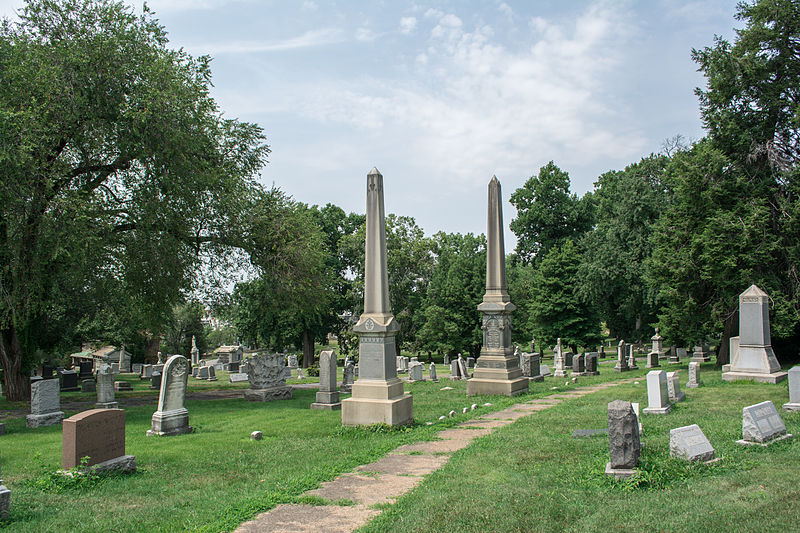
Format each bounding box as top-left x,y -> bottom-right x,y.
359,364 -> 800,533
0,360 -> 651,532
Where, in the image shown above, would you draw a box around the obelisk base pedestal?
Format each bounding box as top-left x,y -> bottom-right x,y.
466,356 -> 529,397
341,379 -> 413,426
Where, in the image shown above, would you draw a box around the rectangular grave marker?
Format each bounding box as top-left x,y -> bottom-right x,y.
738,401 -> 792,445
670,424 -> 715,462
62,409 -> 134,472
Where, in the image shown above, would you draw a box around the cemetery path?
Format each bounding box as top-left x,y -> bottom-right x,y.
233,377 -> 639,533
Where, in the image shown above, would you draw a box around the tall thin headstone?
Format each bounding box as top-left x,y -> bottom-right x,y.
96,360 -> 118,409
722,285 -> 787,383
311,350 -> 341,410
553,338 -> 567,378
614,340 -> 629,372
191,336 -> 199,367
643,370 -> 672,414
686,361 -> 702,388
605,400 -> 640,479
429,362 -> 438,382
628,344 -> 639,370
467,177 -> 529,397
341,168 -> 413,426
26,378 -> 64,428
146,355 -> 192,436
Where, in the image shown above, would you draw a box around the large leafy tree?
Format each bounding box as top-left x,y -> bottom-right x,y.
649,0 -> 800,363
415,232 -> 486,358
578,154 -> 671,342
509,161 -> 594,265
0,0 -> 273,399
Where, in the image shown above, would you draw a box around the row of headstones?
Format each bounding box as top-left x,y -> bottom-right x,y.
607,397 -> 793,478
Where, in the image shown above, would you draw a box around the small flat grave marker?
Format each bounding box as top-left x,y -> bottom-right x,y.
670,424 -> 715,462
737,401 -> 792,445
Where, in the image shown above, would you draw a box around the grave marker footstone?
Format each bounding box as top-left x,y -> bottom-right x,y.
737,401 -> 792,445
782,366 -> 800,411
670,424 -> 715,462
147,355 -> 192,436
311,350 -> 341,410
643,370 -> 672,414
62,409 -> 135,472
666,371 -> 685,402
243,353 -> 292,402
26,378 -> 64,428
686,361 -> 702,389
605,400 -> 640,479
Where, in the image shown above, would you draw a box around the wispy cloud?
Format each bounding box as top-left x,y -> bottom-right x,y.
192,28 -> 345,55
399,16 -> 417,35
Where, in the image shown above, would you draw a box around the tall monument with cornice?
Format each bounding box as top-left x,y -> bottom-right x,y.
341,168 -> 413,425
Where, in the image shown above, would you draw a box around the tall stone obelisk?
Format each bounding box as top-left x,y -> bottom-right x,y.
467,176 -> 530,397
342,168 -> 413,426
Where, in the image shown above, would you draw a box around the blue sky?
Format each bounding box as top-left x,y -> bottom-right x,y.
0,0 -> 740,248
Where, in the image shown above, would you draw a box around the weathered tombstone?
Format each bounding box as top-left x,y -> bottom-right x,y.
521,353 -> 543,382
341,361 -> 355,393
564,352 -> 574,368
643,370 -> 672,414
147,355 -> 192,436
140,364 -> 153,379
466,357 -> 476,369
296,368 -> 305,380
150,371 -> 162,390
554,338 -> 568,377
287,354 -> 299,369
111,363 -> 120,374
605,400 -> 640,479
429,362 -> 438,382
190,336 -> 200,367
81,379 -> 96,393
114,381 -> 132,392
723,285 -> 787,383
646,350 -> 660,368
0,458 -> 9,518
207,366 -> 217,381
78,361 -> 94,379
408,362 -> 424,382
627,344 -> 638,370
666,371 -> 685,402
650,328 -> 664,359
458,355 -> 469,380
572,353 -> 586,376
677,347 -> 688,360
614,340 -> 629,372
686,361 -> 702,388
443,354 -> 450,365
157,351 -> 165,365
783,366 -> 800,411
197,366 -> 210,380
668,345 -> 680,364
243,353 -> 292,402
62,409 -> 135,472
466,176 -> 528,397
691,344 -> 711,363
59,370 -> 79,392
737,401 -> 792,445
540,364 -> 552,377
449,360 -> 461,380
153,363 -> 164,374
670,424 -> 715,462
132,363 -> 143,375
599,345 -> 605,358
585,353 -> 599,376
311,350 -> 341,410
26,379 -> 65,428
96,362 -> 118,409
229,372 -> 249,383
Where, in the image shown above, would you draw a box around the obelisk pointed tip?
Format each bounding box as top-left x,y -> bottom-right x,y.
490,175 -> 500,185
368,167 -> 382,177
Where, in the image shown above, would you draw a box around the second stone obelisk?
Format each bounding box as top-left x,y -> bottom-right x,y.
341,168 -> 413,426
466,176 -> 530,397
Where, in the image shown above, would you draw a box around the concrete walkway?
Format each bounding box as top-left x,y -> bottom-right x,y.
234,378 -> 638,533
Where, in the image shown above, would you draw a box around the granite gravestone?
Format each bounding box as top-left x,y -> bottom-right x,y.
540,364 -> 551,377
666,371 -> 685,402
96,362 -> 118,409
645,350 -> 660,369
81,379 -> 96,393
554,338 -> 568,377
341,169 -> 412,426
686,361 -> 702,389
132,363 -> 143,375
140,364 -> 153,379
59,370 -> 79,391
429,362 -> 438,382
466,176 -> 528,397
737,401 -> 792,445
341,361 -> 355,393
572,353 -> 586,376
408,362 -> 424,382
190,336 -> 200,367
670,424 -> 715,462
150,371 -> 162,390
585,353 -> 599,376
197,366 -> 209,380
114,381 -> 132,391
627,345 -> 638,370
311,350 -> 341,410
207,366 -> 217,381
229,372 -> 249,383
668,346 -> 680,364
521,353 -> 543,382
27,379 -> 65,428
614,340 -> 629,372
691,345 -> 711,363
723,285 -> 787,383
243,353 -> 292,402
606,400 -> 640,479
62,409 -> 135,472
147,355 -> 191,436
643,370 -> 672,415
783,366 -> 800,411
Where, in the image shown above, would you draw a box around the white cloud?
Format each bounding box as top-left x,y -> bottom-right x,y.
190,28 -> 345,54
399,16 -> 417,34
498,2 -> 514,20
301,1 -> 318,12
355,27 -> 378,42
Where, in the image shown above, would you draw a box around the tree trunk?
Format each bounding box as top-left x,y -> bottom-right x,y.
302,329 -> 314,368
717,308 -> 738,368
145,335 -> 161,364
0,326 -> 31,401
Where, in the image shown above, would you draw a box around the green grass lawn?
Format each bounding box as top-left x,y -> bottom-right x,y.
2,361 -> 795,532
